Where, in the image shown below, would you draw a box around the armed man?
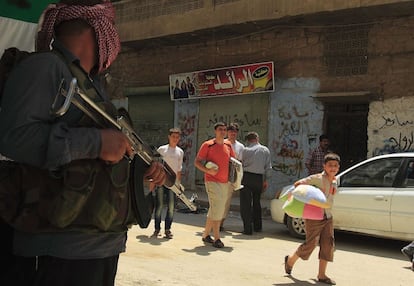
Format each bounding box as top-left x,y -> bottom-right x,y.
0,1 -> 166,285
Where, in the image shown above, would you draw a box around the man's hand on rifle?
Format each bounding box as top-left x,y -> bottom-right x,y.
145,162 -> 166,187
99,129 -> 166,186
99,129 -> 133,164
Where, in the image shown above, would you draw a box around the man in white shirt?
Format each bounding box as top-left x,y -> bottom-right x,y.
221,122 -> 244,230
153,128 -> 184,239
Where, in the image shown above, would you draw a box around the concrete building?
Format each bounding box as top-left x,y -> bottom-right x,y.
110,0 -> 414,197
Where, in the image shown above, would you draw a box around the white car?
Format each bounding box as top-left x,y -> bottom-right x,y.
271,153 -> 414,241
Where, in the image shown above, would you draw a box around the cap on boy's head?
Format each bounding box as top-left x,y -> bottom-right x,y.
227,122 -> 239,131
214,122 -> 227,129
245,131 -> 259,141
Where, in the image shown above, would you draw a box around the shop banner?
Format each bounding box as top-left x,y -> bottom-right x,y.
169,61 -> 274,100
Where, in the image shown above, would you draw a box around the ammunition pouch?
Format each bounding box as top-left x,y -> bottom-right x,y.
0,158 -> 138,233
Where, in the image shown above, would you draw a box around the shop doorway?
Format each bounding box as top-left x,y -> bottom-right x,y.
325,103 -> 369,171
128,93 -> 174,148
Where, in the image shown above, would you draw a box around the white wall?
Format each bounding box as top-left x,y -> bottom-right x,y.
266,77 -> 323,198
368,97 -> 414,156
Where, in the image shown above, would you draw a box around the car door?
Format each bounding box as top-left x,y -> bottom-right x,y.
390,159 -> 414,237
333,157 -> 403,232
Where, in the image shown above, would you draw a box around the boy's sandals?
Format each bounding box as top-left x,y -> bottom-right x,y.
284,255 -> 292,275
317,277 -> 336,285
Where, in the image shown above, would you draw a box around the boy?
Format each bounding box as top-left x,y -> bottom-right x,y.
284,153 -> 340,285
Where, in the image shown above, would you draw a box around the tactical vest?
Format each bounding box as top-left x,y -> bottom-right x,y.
0,51 -> 139,233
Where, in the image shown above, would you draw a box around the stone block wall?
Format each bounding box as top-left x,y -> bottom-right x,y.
111,16 -> 414,102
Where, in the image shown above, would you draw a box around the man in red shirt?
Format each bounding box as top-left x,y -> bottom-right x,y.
194,122 -> 235,248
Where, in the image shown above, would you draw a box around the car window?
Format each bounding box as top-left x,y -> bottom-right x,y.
404,160 -> 414,187
340,157 -> 402,187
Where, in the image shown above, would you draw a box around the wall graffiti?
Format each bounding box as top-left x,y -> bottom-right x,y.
276,106 -> 312,139
379,114 -> 414,129
206,113 -> 261,129
271,137 -> 304,177
267,78 -> 323,199
368,99 -> 414,157
204,112 -> 262,141
271,104 -> 321,181
174,100 -> 199,189
372,131 -> 414,156
177,112 -> 196,183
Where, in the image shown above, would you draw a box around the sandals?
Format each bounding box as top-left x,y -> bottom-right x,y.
202,235 -> 214,244
151,230 -> 160,238
213,239 -> 224,248
284,255 -> 292,275
318,277 -> 336,285
164,230 -> 173,239
202,235 -> 224,248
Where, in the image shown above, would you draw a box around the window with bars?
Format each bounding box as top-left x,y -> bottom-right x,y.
323,26 -> 370,77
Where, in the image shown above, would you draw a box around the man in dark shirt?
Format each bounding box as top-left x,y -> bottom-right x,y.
0,1 -> 165,285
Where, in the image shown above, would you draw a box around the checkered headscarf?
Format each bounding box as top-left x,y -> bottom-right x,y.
36,1 -> 120,73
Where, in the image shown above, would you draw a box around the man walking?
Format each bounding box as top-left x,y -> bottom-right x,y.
153,128 -> 184,239
240,132 -> 271,235
194,122 -> 235,248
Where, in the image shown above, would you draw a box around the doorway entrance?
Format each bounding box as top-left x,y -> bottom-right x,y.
325,103 -> 369,171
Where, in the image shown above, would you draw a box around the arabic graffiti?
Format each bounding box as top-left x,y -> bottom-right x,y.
272,160 -> 303,177
271,104 -> 318,178
379,114 -> 414,129
271,137 -> 304,177
206,113 -> 261,129
373,131 -> 414,156
277,106 -> 311,138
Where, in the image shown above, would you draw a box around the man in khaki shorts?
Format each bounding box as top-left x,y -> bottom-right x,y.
194,122 -> 235,248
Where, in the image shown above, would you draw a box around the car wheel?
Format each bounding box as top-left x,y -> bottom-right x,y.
286,216 -> 306,239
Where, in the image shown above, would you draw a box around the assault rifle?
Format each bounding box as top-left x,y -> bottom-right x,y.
51,78 -> 197,212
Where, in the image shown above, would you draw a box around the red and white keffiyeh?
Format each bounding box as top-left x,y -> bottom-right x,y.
36,1 -> 120,73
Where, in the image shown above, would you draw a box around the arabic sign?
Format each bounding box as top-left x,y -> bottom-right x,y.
169,62 -> 274,100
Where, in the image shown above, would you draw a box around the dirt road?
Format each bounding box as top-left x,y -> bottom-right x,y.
115,212 -> 412,286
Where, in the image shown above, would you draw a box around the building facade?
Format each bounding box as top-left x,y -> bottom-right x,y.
110,0 -> 414,197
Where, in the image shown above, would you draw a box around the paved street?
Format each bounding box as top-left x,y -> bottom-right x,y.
115,211 -> 412,286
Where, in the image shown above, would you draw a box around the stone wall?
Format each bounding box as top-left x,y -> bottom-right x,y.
111,16 -> 414,101
368,97 -> 414,156
109,13 -> 414,194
